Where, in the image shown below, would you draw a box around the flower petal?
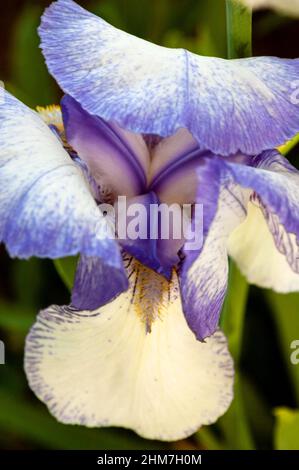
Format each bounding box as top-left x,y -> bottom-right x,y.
71,255 -> 129,310
227,151 -> 299,291
0,89 -> 123,281
217,151 -> 299,259
40,0 -> 299,155
25,257 -> 234,441
61,95 -> 149,198
150,151 -> 209,205
181,151 -> 299,340
180,158 -> 248,340
228,202 -> 299,292
149,129 -> 199,184
117,192 -> 180,278
149,131 -> 206,204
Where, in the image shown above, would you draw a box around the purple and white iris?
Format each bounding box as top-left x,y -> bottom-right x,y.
1,0 -> 299,440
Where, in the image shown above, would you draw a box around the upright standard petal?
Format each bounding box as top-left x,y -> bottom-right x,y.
40,0 -> 299,155
149,128 -> 199,189
149,129 -> 205,204
61,95 -> 149,198
150,146 -> 209,205
0,89 -> 124,283
25,257 -> 234,441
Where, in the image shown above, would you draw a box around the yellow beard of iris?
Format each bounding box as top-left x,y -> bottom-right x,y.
124,255 -> 178,333
36,104 -> 64,133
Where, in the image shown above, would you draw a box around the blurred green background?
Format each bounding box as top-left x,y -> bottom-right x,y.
1,0 -> 299,451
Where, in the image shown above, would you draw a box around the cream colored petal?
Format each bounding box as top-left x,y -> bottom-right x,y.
25,257 -> 233,441
228,202 -> 299,292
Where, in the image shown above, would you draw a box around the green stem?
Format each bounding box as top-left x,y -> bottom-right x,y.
226,0 -> 252,59
54,257 -> 78,291
219,265 -> 254,450
225,0 -> 252,365
217,1 -> 255,450
221,261 -> 249,365
279,132 -> 299,156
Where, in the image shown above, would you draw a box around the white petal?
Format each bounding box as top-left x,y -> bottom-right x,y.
228,202 -> 299,292
25,258 -> 234,441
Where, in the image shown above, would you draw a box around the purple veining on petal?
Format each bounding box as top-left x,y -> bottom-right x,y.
71,255 -> 128,310
230,150 -> 299,275
227,150 -> 299,240
179,156 -> 248,340
180,150 -> 299,340
0,89 -> 125,273
150,148 -> 210,204
61,95 -> 149,199
150,147 -> 206,189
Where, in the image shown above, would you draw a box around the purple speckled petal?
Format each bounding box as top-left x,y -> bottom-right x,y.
61,95 -> 149,199
228,151 -> 299,291
0,89 -> 124,283
180,157 -> 248,340
24,257 -> 234,441
71,255 -> 128,310
40,0 -> 299,156
181,151 -> 299,340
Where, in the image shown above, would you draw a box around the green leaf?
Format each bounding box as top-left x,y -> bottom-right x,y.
10,4 -> 56,106
0,302 -> 35,333
89,0 -> 126,30
218,372 -> 255,449
0,389 -> 163,450
274,408 -> 299,450
216,3 -> 255,450
196,426 -> 226,450
218,264 -> 255,449
53,257 -> 78,291
265,291 -> 299,402
12,258 -> 43,309
241,375 -> 274,448
221,262 -> 249,364
200,0 -> 227,58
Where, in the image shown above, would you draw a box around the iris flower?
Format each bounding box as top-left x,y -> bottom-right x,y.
1,0 -> 299,440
